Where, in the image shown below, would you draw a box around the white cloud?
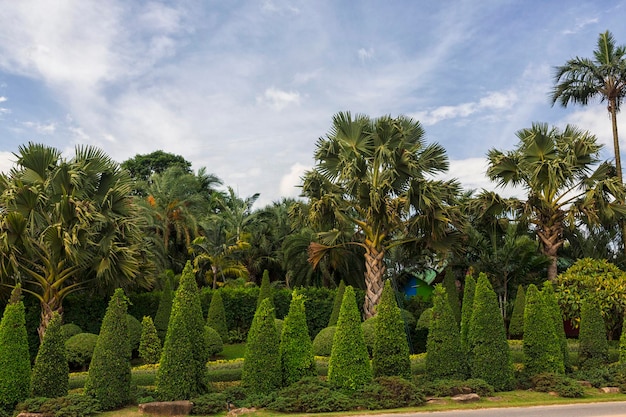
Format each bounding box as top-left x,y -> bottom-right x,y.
562,17 -> 599,35
22,121 -> 56,134
358,48 -> 374,62
279,162 -> 309,197
257,88 -> 301,111
0,151 -> 15,173
0,96 -> 6,103
442,157 -> 525,199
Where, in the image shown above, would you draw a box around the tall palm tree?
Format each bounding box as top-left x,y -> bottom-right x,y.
487,123 -> 626,280
304,112 -> 464,318
552,30 -> 626,182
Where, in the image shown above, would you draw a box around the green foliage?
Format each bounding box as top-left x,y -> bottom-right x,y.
508,285 -> 525,339
421,378 -> 494,397
460,274 -> 476,354
621,314 -> 626,364
154,277 -> 174,342
65,333 -> 98,371
522,284 -> 564,377
31,312 -> 69,398
578,297 -> 609,370
206,290 -> 228,342
356,376 -> 425,409
139,316 -> 162,365
84,288 -> 132,410
126,314 -> 142,352
542,281 -> 570,371
372,280 -> 411,379
204,326 -> 224,357
60,323 -> 82,341
257,270 -> 273,308
328,286 -> 372,390
426,285 -> 466,380
0,286 -> 31,410
15,394 -> 101,417
416,308 -> 433,330
531,373 -> 585,398
361,317 -> 377,357
280,292 -> 316,386
554,258 -> 626,334
157,261 -> 209,400
190,392 -> 227,415
467,274 -> 513,391
312,326 -> 336,357
328,280 -> 346,326
443,268 -> 461,324
266,377 -> 354,413
242,298 -> 281,394
275,318 -> 284,336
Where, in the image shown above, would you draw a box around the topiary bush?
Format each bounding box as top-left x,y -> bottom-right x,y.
0,285 -> 31,411
31,312 -> 69,398
361,317 -> 377,357
84,288 -> 132,410
257,270 -> 273,308
621,314 -> 626,364
206,290 -> 228,342
508,285 -> 525,339
127,314 -> 142,353
328,280 -> 346,327
279,292 -> 316,387
60,323 -> 82,341
242,297 -> 281,394
467,274 -> 513,391
443,268 -> 461,325
373,280 -> 411,380
460,274 -> 476,354
426,285 -> 466,381
312,326 -> 336,357
138,316 -> 162,365
578,297 -> 609,370
154,276 -> 174,342
204,326 -> 224,357
328,286 -> 372,390
542,281 -> 570,372
65,333 -> 98,371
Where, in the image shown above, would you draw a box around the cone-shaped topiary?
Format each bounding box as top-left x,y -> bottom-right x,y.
620,314 -> 626,364
154,276 -> 174,342
426,284 -> 467,380
328,280 -> 346,327
127,314 -> 142,352
508,285 -> 525,339
522,284 -> 564,377
31,312 -> 69,398
467,275 -> 513,391
139,316 -> 162,365
156,261 -> 209,400
578,297 -> 609,370
204,326 -> 224,357
242,297 -> 281,394
542,281 -> 569,372
443,268 -> 461,325
257,270 -> 273,308
84,288 -> 132,410
460,274 -> 477,354
280,292 -> 316,386
0,285 -> 31,410
373,280 -> 411,379
206,290 -> 228,342
328,286 -> 372,390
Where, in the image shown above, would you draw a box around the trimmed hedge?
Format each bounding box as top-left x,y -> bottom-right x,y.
508,285 -> 525,339
542,281 -> 569,371
443,268 -> 461,325
139,316 -> 162,365
257,270 -> 273,308
60,323 -> 82,341
460,274 -> 476,354
279,292 -> 316,386
127,314 -> 142,352
154,277 -> 174,342
312,326 -> 336,357
65,333 -> 98,371
578,297 -> 609,370
31,312 -> 69,398
206,290 -> 228,342
205,326 -> 224,357
328,280 -> 346,327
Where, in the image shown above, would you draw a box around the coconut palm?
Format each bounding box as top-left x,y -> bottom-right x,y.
487,123 -> 626,281
552,30 -> 626,181
304,112 -> 464,318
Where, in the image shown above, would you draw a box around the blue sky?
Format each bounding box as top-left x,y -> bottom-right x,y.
1,1 -> 626,207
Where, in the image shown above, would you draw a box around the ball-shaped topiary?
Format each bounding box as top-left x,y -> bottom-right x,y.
467,275 -> 513,391
508,285 -> 525,339
522,284 -> 564,377
460,274 -> 477,354
126,314 -> 143,352
154,276 -> 174,342
328,280 -> 346,327
139,316 -> 162,365
60,323 -> 82,341
373,280 -> 411,380
31,312 -> 69,398
206,290 -> 228,342
0,285 -> 31,410
280,292 -> 316,386
328,286 -> 372,390
542,281 -> 570,372
312,326 -> 336,356
426,284 -> 467,380
204,326 -> 224,357
84,288 -> 132,410
578,297 -> 609,370
242,297 -> 281,394
65,333 -> 98,370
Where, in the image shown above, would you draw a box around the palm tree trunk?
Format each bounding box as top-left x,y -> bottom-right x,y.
38,294 -> 63,342
610,99 -> 622,182
363,244 -> 385,319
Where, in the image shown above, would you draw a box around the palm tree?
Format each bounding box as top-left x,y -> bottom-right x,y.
487,123 -> 626,280
552,30 -> 626,182
304,112 -> 464,318
0,143 -> 154,339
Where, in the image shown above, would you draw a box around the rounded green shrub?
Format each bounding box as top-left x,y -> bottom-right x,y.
372,280 -> 411,380
206,290 -> 228,342
65,333 -> 98,370
460,274 -> 476,354
154,276 -> 174,342
84,288 -> 132,410
242,297 -> 281,394
31,312 -> 69,398
328,286 -> 372,390
312,326 -> 336,356
328,280 -> 346,327
578,297 -> 609,370
127,314 -> 142,352
280,292 -> 316,386
60,323 -> 83,341
357,376 -> 425,409
138,316 -> 162,365
426,285 -> 466,380
508,285 -> 525,339
204,326 -> 224,357
266,377 -> 354,413
416,308 -> 432,330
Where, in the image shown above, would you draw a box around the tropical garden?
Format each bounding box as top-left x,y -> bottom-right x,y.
1,30 -> 626,417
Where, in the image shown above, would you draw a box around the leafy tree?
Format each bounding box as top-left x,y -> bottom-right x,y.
620,314 -> 626,364
0,143 -> 154,339
443,268 -> 461,325
508,285 -> 526,339
305,112 -> 464,318
84,288 -> 132,410
156,262 -> 209,400
121,150 -> 192,184
257,270 -> 272,308
206,290 -> 228,342
280,292 -> 316,386
328,280 -> 346,326
31,312 -> 68,398
241,298 -> 281,394
487,123 -> 626,280
328,286 -> 372,390
154,275 -> 174,342
426,285 -> 466,380
139,316 -> 162,365
460,273 -> 477,354
578,298 -> 609,370
0,286 -> 31,410
467,275 -> 513,391
542,281 -> 570,371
